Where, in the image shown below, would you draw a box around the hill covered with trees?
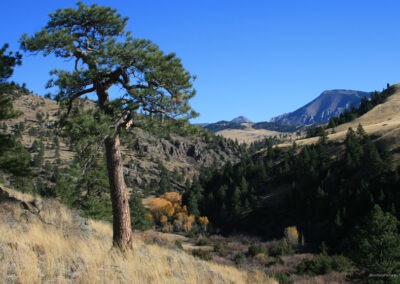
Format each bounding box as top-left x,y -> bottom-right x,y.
183,123 -> 400,280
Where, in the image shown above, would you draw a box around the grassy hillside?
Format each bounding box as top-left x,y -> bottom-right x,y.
278,84 -> 400,159
333,84 -> 400,137
216,124 -> 283,144
0,185 -> 275,283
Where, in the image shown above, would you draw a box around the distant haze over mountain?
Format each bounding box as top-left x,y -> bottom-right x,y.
270,89 -> 371,126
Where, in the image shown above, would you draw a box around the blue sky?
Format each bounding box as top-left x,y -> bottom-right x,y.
2,1 -> 400,123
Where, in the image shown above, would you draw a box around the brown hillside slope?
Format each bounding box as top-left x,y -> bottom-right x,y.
4,91 -> 244,192
0,185 -> 276,283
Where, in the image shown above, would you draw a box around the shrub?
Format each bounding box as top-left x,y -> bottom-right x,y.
253,253 -> 269,266
186,231 -> 196,238
192,249 -> 212,261
297,255 -> 332,275
234,252 -> 246,266
197,238 -> 211,246
161,224 -> 173,233
270,239 -> 293,257
297,254 -> 352,276
265,272 -> 294,284
266,257 -> 284,267
175,240 -> 183,250
214,243 -> 222,253
331,255 -> 353,272
247,243 -> 268,257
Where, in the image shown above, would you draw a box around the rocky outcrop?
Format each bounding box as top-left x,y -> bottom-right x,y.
4,91 -> 245,194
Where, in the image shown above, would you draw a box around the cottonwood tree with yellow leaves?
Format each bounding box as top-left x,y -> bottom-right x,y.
148,192 -> 208,233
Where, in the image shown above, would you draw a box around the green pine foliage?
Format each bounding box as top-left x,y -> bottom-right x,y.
297,254 -> 353,276
0,43 -> 21,87
129,189 -> 153,231
189,124 -> 400,275
21,2 -> 199,248
54,108 -> 113,221
55,156 -> 113,222
157,161 -> 172,195
182,179 -> 203,217
350,205 -> 400,279
0,44 -> 30,180
185,156 -> 271,231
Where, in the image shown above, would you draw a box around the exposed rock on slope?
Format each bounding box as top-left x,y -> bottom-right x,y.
3,89 -> 246,193
271,89 -> 371,125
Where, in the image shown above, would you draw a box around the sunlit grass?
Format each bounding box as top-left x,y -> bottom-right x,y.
0,186 -> 276,283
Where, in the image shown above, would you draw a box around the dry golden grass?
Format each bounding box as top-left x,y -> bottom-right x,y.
0,186 -> 276,284
216,127 -> 282,144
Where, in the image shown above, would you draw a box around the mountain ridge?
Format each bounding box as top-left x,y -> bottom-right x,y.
230,116 -> 252,124
270,89 -> 371,126
201,89 -> 372,143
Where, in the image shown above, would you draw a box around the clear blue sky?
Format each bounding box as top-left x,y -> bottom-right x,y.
1,1 -> 400,123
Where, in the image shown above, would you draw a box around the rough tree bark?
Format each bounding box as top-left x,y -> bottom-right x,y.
104,135 -> 133,250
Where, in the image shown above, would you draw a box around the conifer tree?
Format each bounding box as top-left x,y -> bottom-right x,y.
129,189 -> 152,231
157,161 -> 172,195
0,44 -> 30,177
184,179 -> 202,217
351,205 -> 400,279
21,2 -> 196,250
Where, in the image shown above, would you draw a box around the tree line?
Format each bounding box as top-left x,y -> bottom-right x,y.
183,125 -> 400,279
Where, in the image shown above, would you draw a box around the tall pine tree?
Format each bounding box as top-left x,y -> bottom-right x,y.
21,2 -> 197,250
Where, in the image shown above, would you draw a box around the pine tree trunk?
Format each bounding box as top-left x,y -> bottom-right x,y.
104,134 -> 133,250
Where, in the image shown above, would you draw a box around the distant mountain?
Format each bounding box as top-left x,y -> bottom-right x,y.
271,89 -> 371,126
203,89 -> 371,134
230,116 -> 252,124
201,116 -> 251,132
203,120 -> 246,132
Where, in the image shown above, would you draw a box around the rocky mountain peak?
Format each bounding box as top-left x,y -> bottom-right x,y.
270,89 -> 371,126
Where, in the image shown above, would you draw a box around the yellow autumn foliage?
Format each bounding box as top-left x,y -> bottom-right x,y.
284,226 -> 299,246
149,192 -> 210,233
198,216 -> 209,232
198,216 -> 209,225
162,224 -> 173,233
174,212 -> 196,232
161,192 -> 182,205
148,198 -> 175,220
159,215 -> 168,224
